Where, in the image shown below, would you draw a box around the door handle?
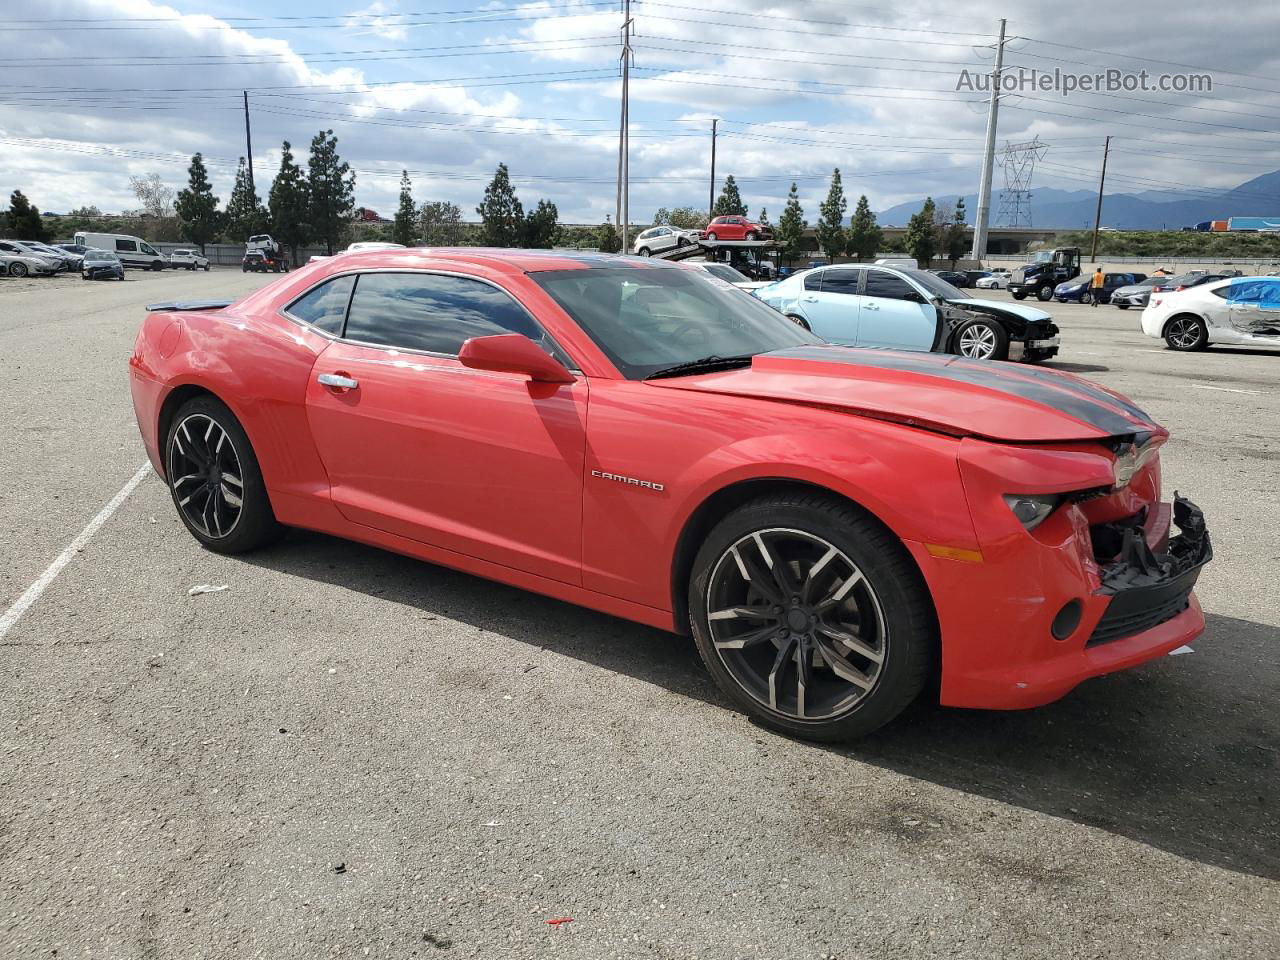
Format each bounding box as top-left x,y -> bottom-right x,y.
800,296 -> 818,302
318,373 -> 359,390
864,302 -> 880,310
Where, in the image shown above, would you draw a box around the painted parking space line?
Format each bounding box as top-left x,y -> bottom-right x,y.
0,462 -> 152,643
1190,383 -> 1262,396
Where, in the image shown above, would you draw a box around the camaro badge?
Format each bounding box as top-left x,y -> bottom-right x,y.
591,469 -> 665,492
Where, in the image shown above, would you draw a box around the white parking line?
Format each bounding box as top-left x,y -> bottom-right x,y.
1190,384 -> 1262,396
0,462 -> 152,642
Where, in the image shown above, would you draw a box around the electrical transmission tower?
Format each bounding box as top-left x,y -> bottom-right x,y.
996,137 -> 1047,227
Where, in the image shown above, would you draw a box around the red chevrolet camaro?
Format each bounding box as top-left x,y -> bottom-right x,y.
129,249 -> 1211,740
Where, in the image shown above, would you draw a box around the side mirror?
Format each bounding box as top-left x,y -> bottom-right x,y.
902,290 -> 926,303
458,334 -> 576,384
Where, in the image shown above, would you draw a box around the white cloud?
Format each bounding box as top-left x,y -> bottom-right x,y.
343,2 -> 410,42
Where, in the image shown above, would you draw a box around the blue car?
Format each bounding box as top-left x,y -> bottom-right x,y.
81,248 -> 125,281
753,264 -> 1060,362
1054,271 -> 1145,304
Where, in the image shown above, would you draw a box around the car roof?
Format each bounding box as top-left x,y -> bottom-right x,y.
312,247 -> 685,275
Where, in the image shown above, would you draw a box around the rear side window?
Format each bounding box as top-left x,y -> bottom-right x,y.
803,271 -> 824,291
115,239 -> 137,253
344,272 -> 545,356
819,268 -> 861,294
287,274 -> 355,335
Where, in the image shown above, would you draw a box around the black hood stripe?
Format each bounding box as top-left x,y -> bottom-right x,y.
764,346 -> 1154,438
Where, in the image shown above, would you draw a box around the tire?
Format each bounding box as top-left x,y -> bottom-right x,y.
1011,291 -> 1027,300
638,247 -> 651,257
242,265 -> 248,272
152,261 -> 164,272
10,262 -> 29,278
688,492 -> 936,742
786,314 -> 811,331
1116,303 -> 1129,310
1035,285 -> 1053,302
1022,350 -> 1051,364
707,232 -> 719,241
1080,291 -> 1092,305
745,231 -> 759,241
164,395 -> 283,554
1164,314 -> 1209,351
203,264 -> 210,271
953,318 -> 1009,361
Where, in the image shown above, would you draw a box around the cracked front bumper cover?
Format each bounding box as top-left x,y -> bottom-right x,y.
1090,495 -> 1211,646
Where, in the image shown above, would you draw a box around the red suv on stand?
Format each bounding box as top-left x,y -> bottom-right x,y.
705,216 -> 772,241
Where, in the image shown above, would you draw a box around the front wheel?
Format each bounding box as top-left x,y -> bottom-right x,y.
1036,285 -> 1053,302
10,262 -> 29,278
745,231 -> 759,241
953,318 -> 1009,361
706,232 -> 718,241
689,493 -> 936,741
203,263 -> 210,271
786,314 -> 811,331
638,246 -> 651,257
1011,290 -> 1027,300
1164,315 -> 1209,351
165,396 -> 283,554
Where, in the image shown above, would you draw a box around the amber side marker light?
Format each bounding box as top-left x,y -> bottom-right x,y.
925,544 -> 984,563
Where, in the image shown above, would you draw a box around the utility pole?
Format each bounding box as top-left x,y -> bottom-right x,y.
243,90 -> 255,196
1090,136 -> 1112,263
709,118 -> 718,221
615,0 -> 634,250
970,17 -> 1006,263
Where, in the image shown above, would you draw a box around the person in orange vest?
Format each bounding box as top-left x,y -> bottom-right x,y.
1089,266 -> 1105,307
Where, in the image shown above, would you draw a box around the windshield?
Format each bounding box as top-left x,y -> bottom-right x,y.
531,265 -> 820,380
902,268 -> 969,300
86,250 -> 118,262
1028,251 -> 1054,264
702,263 -> 750,284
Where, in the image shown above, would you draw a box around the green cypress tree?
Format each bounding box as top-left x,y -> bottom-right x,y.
225,158 -> 268,241
268,141 -> 311,264
393,170 -> 416,246
904,197 -> 938,266
175,153 -> 221,253
815,169 -> 847,259
476,163 -> 525,247
845,194 -> 883,262
306,129 -> 355,256
4,190 -> 48,242
712,175 -> 748,218
775,182 -> 807,266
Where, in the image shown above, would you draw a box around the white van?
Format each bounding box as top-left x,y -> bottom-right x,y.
73,232 -> 168,271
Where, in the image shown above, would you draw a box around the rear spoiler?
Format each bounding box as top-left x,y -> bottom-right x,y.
144,299 -> 235,313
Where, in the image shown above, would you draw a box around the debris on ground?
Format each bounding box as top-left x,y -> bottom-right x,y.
546,917 -> 573,928
187,584 -> 229,596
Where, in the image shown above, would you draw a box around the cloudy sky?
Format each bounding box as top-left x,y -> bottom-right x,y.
3,0 -> 1280,224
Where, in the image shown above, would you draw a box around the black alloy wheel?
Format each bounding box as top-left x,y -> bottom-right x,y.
690,493 -> 935,741
165,396 -> 282,553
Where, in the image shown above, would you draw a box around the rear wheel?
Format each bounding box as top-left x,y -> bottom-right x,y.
689,493 -> 935,742
1164,315 -> 1209,351
786,314 -> 811,331
165,396 -> 283,554
10,262 -> 28,278
953,318 -> 1009,361
707,232 -> 719,241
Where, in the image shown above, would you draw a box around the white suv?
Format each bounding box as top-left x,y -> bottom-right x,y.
633,226 -> 701,257
169,249 -> 210,271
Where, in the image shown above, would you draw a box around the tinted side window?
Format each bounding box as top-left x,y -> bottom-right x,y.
864,271 -> 918,300
287,274 -> 355,335
820,268 -> 861,295
803,271 -> 824,291
344,272 -> 544,356
116,239 -> 137,253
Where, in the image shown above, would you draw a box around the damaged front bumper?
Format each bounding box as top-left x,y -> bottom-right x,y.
1089,495 -> 1211,645
910,447 -> 1212,709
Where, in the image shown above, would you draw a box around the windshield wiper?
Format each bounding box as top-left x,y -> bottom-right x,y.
644,354 -> 756,380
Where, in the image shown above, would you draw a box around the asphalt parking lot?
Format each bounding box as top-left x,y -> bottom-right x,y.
1,267 -> 1277,959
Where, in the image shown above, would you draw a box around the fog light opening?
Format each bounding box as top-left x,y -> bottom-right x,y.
1051,600 -> 1083,641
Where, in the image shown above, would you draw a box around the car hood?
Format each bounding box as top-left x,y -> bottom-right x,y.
1113,284 -> 1151,296
944,297 -> 1052,324
647,345 -> 1162,443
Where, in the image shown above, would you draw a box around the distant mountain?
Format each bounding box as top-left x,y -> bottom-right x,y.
875,170 -> 1280,230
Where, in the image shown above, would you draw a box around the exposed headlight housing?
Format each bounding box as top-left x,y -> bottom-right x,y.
1003,493 -> 1060,530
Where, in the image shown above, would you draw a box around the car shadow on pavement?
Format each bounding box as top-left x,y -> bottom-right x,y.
1041,361 -> 1111,374
243,533 -> 1278,881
